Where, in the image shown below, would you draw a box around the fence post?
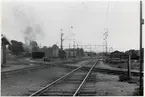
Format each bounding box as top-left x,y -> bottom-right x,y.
127,55 -> 131,79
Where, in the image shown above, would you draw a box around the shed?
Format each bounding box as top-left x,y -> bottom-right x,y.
1,35 -> 11,65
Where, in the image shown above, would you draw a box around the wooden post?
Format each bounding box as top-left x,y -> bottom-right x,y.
2,43 -> 6,65
127,55 -> 131,79
139,1 -> 143,95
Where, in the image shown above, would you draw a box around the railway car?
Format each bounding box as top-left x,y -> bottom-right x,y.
32,52 -> 45,59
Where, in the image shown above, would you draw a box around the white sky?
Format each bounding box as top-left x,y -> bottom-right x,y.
1,0 -> 145,52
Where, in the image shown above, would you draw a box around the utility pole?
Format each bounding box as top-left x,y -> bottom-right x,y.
60,29 -> 63,50
139,1 -> 144,95
103,29 -> 108,54
127,55 -> 131,79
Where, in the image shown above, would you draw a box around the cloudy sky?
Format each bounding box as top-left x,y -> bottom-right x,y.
1,0 -> 145,52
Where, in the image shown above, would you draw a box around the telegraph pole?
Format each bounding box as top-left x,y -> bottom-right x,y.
103,30 -> 108,54
139,1 -> 144,95
60,29 -> 63,50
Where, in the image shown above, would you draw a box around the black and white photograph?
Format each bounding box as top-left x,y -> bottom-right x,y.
1,0 -> 144,96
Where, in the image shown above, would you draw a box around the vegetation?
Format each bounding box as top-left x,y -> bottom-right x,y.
133,87 -> 143,96
125,49 -> 140,60
119,74 -> 130,82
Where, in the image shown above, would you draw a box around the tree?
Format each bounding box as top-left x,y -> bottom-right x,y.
110,50 -> 127,59
125,49 -> 140,59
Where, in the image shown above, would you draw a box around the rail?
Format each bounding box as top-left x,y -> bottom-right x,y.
29,59 -> 93,96
73,61 -> 97,96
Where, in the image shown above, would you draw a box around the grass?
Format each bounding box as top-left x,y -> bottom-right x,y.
133,87 -> 143,96
106,61 -> 140,71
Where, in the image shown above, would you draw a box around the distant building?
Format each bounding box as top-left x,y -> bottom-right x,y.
84,51 -> 96,57
40,44 -> 59,58
65,49 -> 77,58
64,48 -> 84,58
84,52 -> 89,56
46,47 -> 53,58
52,44 -> 59,58
1,35 -> 11,65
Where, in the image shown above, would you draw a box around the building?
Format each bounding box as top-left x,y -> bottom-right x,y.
65,49 -> 77,58
45,47 -> 53,58
84,51 -> 96,57
84,52 -> 89,56
64,48 -> 84,58
52,44 -> 59,58
40,44 -> 59,59
1,35 -> 11,65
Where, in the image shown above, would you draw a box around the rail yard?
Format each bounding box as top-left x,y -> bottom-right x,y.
1,58 -> 139,96
1,0 -> 144,96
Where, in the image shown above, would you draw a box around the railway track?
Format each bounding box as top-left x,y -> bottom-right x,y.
29,59 -> 97,96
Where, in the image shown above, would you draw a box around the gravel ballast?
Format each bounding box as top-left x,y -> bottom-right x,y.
1,66 -> 72,96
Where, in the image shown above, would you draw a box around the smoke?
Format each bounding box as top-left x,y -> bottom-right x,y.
23,25 -> 44,52
22,43 -> 31,53
12,5 -> 44,52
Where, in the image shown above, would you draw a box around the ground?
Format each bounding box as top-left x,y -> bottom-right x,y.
105,60 -> 140,71
1,58 -> 139,96
1,66 -> 72,96
95,73 -> 138,96
93,61 -> 139,96
1,60 -> 87,96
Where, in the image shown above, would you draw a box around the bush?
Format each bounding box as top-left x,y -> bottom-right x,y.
119,74 -> 130,82
133,87 -> 143,96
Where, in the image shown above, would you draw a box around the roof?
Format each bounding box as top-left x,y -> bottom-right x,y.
1,35 -> 11,45
52,44 -> 59,49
